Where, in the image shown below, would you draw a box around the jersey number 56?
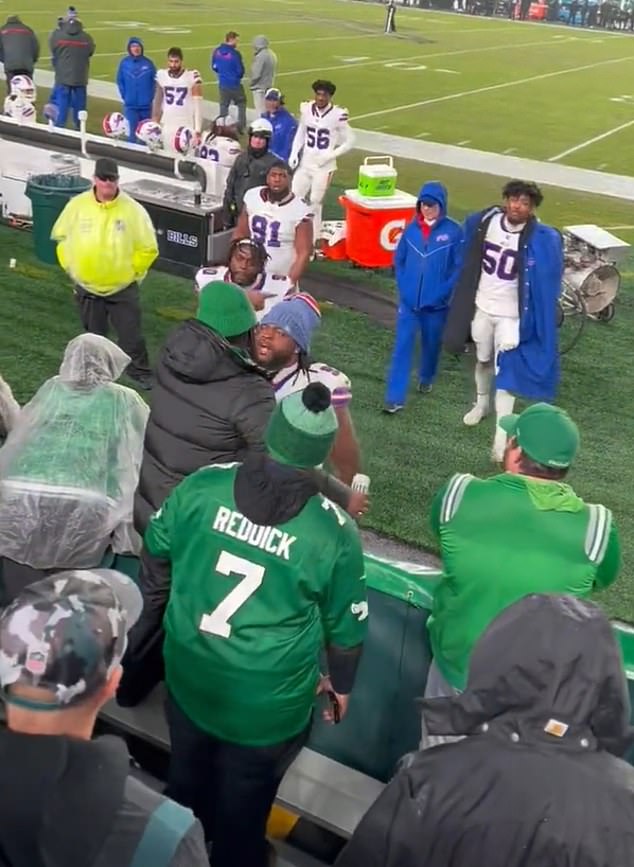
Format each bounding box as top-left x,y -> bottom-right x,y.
306,126 -> 330,150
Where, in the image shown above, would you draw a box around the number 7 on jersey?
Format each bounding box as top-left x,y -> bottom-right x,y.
199,551 -> 265,638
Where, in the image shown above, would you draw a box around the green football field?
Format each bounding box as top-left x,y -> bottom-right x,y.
20,0 -> 634,175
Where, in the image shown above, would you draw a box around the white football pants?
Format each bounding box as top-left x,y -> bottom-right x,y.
292,164 -> 333,242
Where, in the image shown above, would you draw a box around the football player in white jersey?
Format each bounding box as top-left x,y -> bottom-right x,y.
152,47 -> 203,153
195,115 -> 242,193
233,160 -> 313,315
448,180 -> 562,462
254,294 -> 361,483
289,80 -> 355,243
194,238 -> 278,320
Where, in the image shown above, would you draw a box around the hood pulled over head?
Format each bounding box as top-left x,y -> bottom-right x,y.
421,594 -> 634,756
416,180 -> 447,217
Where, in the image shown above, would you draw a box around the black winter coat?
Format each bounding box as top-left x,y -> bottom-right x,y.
222,150 -> 280,226
134,319 -> 273,532
336,594 -> 634,867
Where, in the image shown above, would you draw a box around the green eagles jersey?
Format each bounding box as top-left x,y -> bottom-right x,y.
429,472 -> 621,691
145,463 -> 367,747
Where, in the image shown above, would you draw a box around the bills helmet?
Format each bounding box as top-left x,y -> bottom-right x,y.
172,126 -> 194,155
4,94 -> 36,124
102,111 -> 129,139
136,120 -> 163,150
9,74 -> 36,102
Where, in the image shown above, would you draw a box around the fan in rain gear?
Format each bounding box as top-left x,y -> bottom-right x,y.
0,334 -> 149,600
336,593 -> 634,867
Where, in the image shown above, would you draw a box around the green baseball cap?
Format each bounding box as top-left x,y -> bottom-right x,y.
499,403 -> 580,469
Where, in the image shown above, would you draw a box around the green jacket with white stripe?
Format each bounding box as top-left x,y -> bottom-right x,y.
427,471 -> 620,690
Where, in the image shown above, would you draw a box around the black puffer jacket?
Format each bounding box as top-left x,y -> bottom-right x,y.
134,319 -> 273,532
336,594 -> 634,867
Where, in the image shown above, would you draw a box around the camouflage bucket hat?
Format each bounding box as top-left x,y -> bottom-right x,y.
0,569 -> 142,710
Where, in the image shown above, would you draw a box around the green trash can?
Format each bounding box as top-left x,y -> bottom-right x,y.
25,174 -> 92,265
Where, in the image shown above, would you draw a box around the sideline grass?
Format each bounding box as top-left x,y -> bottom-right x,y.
1,224 -> 632,622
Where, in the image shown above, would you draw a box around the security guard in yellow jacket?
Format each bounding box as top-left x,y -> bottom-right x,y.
52,157 -> 158,389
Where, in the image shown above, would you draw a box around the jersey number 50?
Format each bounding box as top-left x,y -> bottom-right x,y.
164,86 -> 188,106
251,215 -> 282,248
200,551 -> 264,639
306,126 -> 330,150
482,241 -> 519,281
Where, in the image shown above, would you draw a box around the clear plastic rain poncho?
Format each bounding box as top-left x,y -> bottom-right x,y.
0,334 -> 149,569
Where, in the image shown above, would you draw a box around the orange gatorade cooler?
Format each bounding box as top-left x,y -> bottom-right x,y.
339,189 -> 418,268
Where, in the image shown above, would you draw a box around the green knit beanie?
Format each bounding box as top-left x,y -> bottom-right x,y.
266,383 -> 339,469
196,280 -> 256,338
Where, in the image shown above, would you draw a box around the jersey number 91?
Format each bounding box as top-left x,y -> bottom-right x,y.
251,215 -> 282,248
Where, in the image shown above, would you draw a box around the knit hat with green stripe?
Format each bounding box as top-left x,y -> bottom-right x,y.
266,382 -> 338,469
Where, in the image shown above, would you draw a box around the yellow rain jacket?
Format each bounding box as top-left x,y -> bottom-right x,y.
52,188 -> 158,296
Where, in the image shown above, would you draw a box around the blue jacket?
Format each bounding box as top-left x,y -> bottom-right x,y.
393,181 -> 463,311
493,216 -> 563,400
211,43 -> 244,89
116,37 -> 156,109
263,107 -> 298,161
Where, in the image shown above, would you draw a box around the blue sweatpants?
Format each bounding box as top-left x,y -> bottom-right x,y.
54,84 -> 87,129
385,305 -> 448,405
123,105 -> 152,143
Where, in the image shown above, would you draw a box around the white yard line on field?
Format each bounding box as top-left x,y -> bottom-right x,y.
29,68 -> 634,201
352,55 -> 634,120
548,118 -> 634,161
275,35 -> 575,78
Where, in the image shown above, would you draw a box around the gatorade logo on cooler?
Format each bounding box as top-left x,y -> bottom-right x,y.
379,219 -> 407,251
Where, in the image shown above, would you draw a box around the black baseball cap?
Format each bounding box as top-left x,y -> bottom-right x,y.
94,157 -> 119,180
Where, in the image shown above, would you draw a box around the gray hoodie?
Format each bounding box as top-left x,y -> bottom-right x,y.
0,16 -> 40,75
49,17 -> 95,87
250,35 -> 277,92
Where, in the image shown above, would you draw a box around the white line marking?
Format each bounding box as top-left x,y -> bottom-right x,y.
597,162 -> 608,170
353,55 -> 634,120
275,35 -> 572,79
605,225 -> 634,230
457,139 -> 471,145
415,131 -> 431,138
435,68 -> 460,74
549,118 -> 634,161
374,125 -> 391,130
503,147 -> 517,154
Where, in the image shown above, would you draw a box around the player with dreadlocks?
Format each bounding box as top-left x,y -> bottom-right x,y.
194,237 -> 275,319
254,294 -> 361,483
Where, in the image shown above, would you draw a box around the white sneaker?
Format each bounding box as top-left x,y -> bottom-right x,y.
463,403 -> 489,426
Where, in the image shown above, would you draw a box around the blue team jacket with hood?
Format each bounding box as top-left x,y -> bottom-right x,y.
393,181 -> 464,312
211,42 -> 244,88
116,37 -> 156,109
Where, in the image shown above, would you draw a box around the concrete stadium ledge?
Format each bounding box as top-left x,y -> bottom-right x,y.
31,69 -> 634,202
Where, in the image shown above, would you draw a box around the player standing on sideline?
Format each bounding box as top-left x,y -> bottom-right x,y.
289,80 -> 355,244
141,382 -> 368,867
385,0 -> 397,32
255,294 -> 362,483
234,161 -> 314,314
443,180 -> 563,462
153,47 -> 203,153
